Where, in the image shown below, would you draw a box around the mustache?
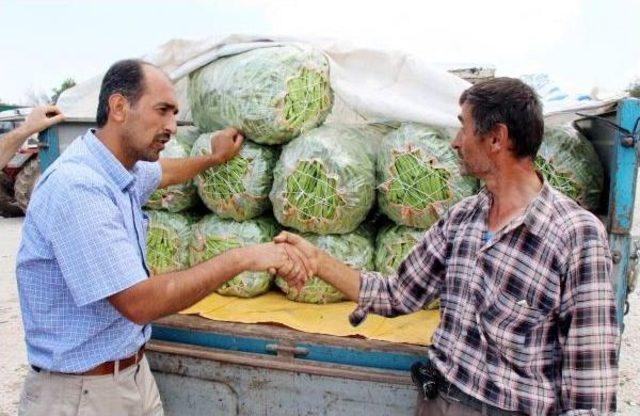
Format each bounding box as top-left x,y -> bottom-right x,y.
154,134 -> 170,143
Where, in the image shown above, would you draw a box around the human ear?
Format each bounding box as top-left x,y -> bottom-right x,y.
490,123 -> 509,152
108,94 -> 130,124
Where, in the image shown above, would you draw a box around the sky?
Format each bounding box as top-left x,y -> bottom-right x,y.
0,0 -> 639,105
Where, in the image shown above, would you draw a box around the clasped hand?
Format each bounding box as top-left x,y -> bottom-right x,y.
245,232 -> 319,291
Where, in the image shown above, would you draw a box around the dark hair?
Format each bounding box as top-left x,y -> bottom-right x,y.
459,77 -> 544,159
96,59 -> 151,127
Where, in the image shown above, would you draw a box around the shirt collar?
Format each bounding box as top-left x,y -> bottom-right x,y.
84,129 -> 135,192
476,174 -> 555,239
521,179 -> 555,238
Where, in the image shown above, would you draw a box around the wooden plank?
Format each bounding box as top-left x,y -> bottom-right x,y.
153,314 -> 429,356
147,339 -> 414,385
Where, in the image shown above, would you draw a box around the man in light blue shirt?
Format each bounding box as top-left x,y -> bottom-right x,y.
16,59 -> 308,416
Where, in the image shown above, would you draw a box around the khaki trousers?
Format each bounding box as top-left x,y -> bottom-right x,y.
18,356 -> 163,416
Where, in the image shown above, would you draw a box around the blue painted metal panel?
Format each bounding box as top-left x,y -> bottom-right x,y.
38,126 -> 60,171
608,98 -> 640,331
152,325 -> 274,356
609,98 -> 640,234
152,325 -> 425,371
609,234 -> 631,333
299,342 -> 426,371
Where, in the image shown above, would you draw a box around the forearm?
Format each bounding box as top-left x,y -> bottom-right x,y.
0,126 -> 32,169
111,247 -> 249,324
159,155 -> 220,188
316,252 -> 361,301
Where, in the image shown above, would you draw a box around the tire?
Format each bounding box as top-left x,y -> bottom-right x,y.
14,157 -> 40,213
0,187 -> 22,217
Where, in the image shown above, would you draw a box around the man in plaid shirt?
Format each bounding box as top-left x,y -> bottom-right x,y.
276,78 -> 619,415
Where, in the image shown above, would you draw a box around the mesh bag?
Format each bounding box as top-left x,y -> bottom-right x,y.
188,215 -> 279,298
174,125 -> 201,150
145,139 -> 199,212
270,125 -> 377,234
536,125 -> 603,210
374,223 -> 439,309
191,132 -> 278,221
189,45 -> 333,145
275,228 -> 374,304
145,210 -> 191,275
377,123 -> 477,228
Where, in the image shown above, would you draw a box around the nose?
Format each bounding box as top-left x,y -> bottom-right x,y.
451,130 -> 462,150
165,114 -> 178,136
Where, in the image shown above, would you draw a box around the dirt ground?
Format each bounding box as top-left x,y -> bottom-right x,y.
1,214 -> 639,415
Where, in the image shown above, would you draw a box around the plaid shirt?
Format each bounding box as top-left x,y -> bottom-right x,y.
352,183 -> 618,416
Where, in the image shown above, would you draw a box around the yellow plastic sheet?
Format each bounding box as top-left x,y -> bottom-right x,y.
181,291 -> 440,346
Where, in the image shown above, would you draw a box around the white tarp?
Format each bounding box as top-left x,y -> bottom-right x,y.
57,34 -> 470,128
520,73 -> 623,124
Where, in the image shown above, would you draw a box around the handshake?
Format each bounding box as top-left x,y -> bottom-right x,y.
236,232 -> 361,301
244,232 -> 321,291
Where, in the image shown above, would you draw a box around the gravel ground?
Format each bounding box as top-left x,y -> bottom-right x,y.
0,217 -> 28,415
1,213 -> 639,415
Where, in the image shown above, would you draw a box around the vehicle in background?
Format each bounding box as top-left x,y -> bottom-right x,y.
0,107 -> 41,217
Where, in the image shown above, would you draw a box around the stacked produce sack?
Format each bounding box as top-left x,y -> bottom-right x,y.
189,215 -> 279,297
144,126 -> 201,276
177,44 -> 335,298
372,123 -> 478,308
146,127 -> 200,213
189,44 -> 333,145
269,124 -> 380,303
536,125 -> 603,211
144,42 -> 605,308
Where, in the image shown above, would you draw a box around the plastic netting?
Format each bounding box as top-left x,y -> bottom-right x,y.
189,45 -> 333,145
377,123 -> 477,228
145,139 -> 199,212
188,215 -> 279,297
536,125 -> 603,210
374,223 -> 439,309
174,125 -> 201,150
145,210 -> 192,275
270,125 -> 378,234
275,228 -> 375,304
191,133 -> 278,221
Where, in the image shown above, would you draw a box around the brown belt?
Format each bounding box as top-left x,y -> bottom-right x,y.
32,346 -> 145,376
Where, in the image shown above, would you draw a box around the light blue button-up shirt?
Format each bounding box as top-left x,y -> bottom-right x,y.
16,129 -> 161,373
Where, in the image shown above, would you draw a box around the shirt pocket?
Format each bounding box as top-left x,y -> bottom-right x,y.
478,291 -> 547,365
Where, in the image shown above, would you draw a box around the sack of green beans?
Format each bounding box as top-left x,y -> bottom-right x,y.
191,133 -> 278,221
145,139 -> 199,212
189,45 -> 333,145
145,210 -> 191,275
174,125 -> 201,150
536,125 -> 603,210
374,223 -> 424,275
275,228 -> 375,304
270,125 -> 377,234
374,223 -> 439,309
188,215 -> 279,298
377,123 -> 477,229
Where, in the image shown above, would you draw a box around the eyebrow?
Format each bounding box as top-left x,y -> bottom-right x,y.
156,102 -> 179,115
